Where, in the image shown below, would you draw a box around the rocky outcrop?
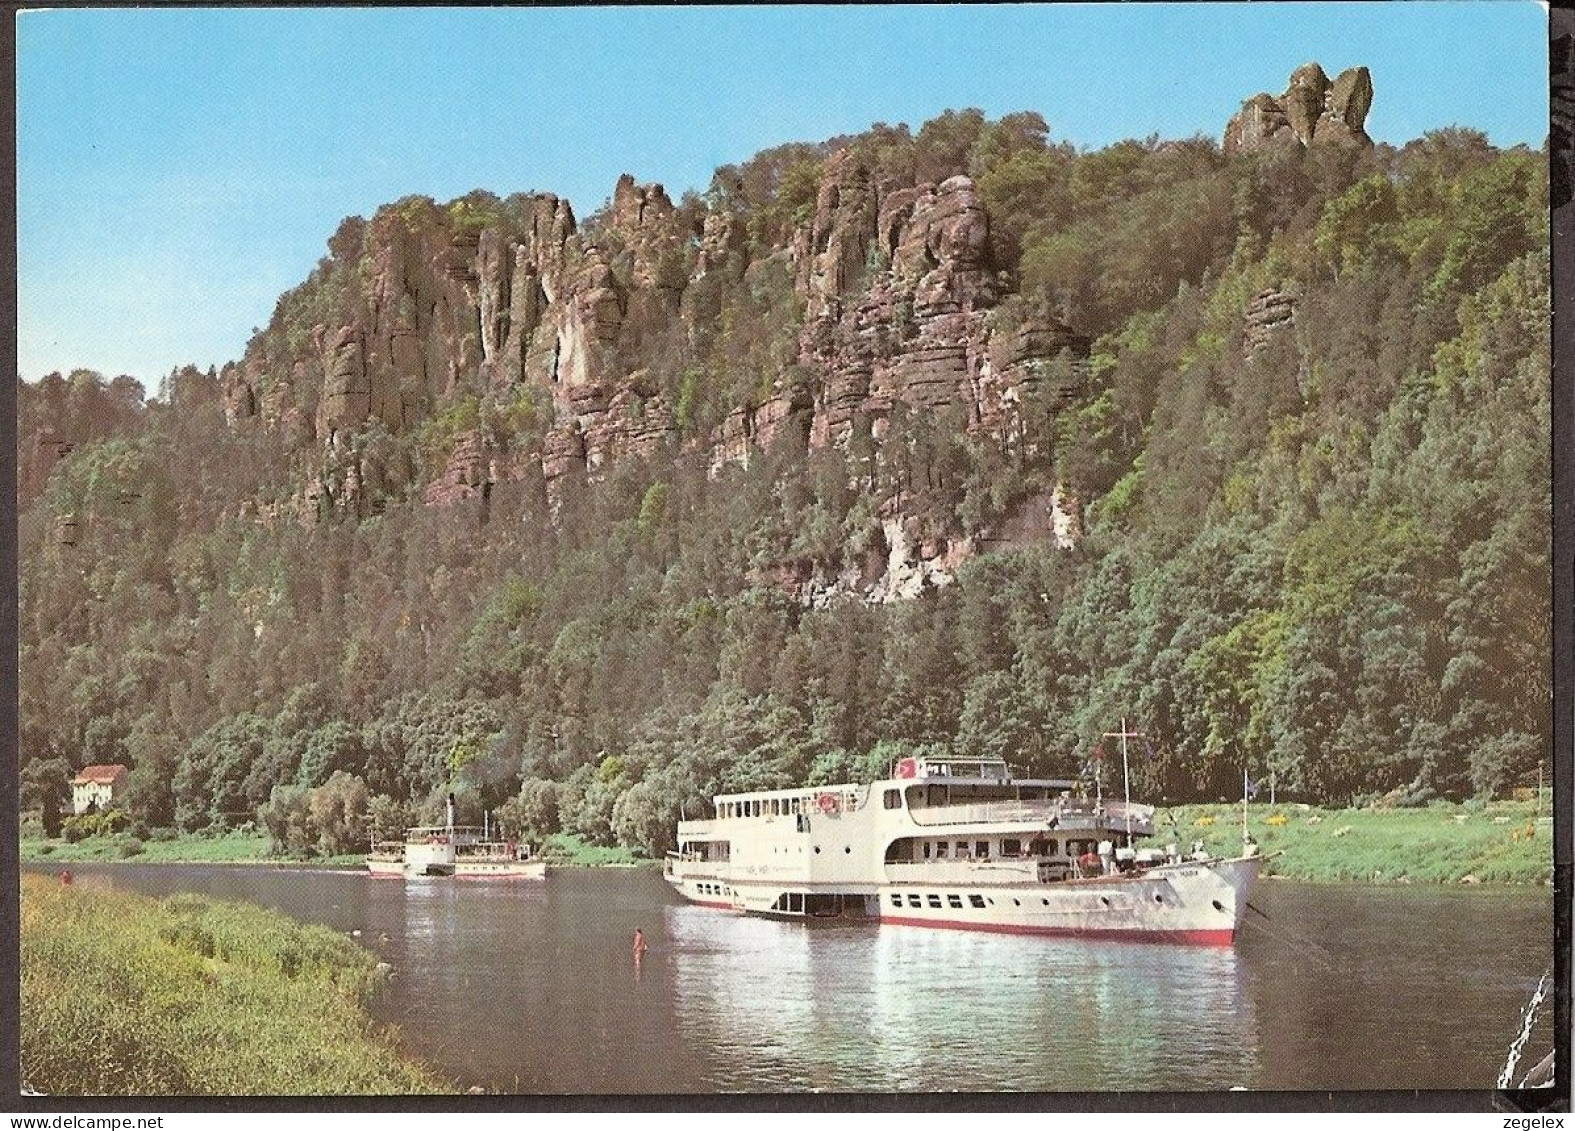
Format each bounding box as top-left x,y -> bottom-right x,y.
1224,63 -> 1374,155
709,384 -> 813,476
1244,287 -> 1297,357
21,428 -> 74,503
795,163 -> 1084,454
225,157 -> 1092,547
423,430 -> 491,506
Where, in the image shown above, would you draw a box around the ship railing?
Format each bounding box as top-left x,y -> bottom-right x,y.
907,798 -> 1154,831
1062,800 -> 1156,833
884,859 -> 1043,884
907,800 -> 1061,827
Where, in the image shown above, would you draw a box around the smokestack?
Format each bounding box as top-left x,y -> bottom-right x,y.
446,793 -> 456,831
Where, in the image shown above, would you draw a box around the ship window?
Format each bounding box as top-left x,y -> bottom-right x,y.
923,842 -> 932,859
935,843 -> 947,858
947,895 -> 963,909
890,894 -> 902,907
927,895 -> 942,908
907,894 -> 921,907
969,895 -> 986,909
955,841 -> 969,857
1047,839 -> 1059,856
884,789 -> 900,809
1003,839 -> 1022,857
976,841 -> 989,858
813,846 -> 821,854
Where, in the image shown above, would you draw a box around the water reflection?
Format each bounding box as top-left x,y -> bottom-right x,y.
666,908 -> 1256,1091
25,865 -> 1551,1093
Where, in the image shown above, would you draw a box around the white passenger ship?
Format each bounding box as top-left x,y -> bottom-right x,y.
367,797 -> 546,880
665,755 -> 1262,944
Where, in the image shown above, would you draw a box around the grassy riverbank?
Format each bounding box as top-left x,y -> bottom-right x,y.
18,800 -> 1551,884
1158,799 -> 1553,885
17,829 -> 639,868
18,831 -> 362,868
20,874 -> 452,1095
537,832 -> 644,866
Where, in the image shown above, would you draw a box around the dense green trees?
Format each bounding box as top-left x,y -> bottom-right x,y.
17,113 -> 1551,854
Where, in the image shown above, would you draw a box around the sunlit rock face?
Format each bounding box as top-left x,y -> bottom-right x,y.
214,137 -> 1104,588
793,159 -> 1084,454
1224,63 -> 1374,155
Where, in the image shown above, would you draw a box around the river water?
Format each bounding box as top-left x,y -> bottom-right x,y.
26,864 -> 1554,1094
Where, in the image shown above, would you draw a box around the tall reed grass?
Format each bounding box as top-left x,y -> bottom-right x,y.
20,875 -> 452,1094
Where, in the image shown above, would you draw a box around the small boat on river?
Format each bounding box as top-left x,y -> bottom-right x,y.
665,752 -> 1262,944
367,796 -> 545,880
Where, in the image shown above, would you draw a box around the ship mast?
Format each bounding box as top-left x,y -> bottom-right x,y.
1102,719 -> 1144,845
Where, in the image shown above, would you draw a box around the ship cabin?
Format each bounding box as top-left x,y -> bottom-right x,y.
671,782 -> 864,871
879,755 -> 1164,882
401,824 -> 484,876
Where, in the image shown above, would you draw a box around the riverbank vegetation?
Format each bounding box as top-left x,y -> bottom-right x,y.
19,875 -> 451,1094
18,830 -> 362,867
20,798 -> 1552,886
1161,798 -> 1553,885
19,112 -> 1550,866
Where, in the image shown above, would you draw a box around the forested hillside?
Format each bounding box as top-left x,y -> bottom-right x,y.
18,64 -> 1551,855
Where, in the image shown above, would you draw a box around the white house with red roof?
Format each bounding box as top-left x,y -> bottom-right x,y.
71,764 -> 128,814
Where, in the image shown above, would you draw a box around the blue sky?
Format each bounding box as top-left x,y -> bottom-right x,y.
17,3 -> 1549,385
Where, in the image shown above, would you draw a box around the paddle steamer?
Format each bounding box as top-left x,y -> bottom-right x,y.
367,797 -> 545,879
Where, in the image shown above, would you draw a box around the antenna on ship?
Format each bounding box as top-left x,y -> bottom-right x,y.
1102,718 -> 1144,845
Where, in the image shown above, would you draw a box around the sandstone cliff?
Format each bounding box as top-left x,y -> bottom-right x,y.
215,147 -> 1095,596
